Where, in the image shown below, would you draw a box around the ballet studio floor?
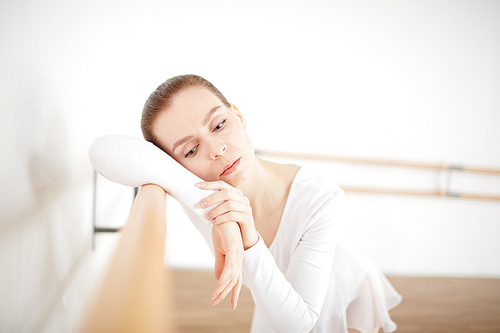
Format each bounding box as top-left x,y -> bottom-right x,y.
168,270 -> 500,333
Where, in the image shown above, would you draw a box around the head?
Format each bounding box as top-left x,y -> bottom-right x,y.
141,74 -> 255,187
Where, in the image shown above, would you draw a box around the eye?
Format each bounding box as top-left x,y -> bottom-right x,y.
185,145 -> 198,158
213,119 -> 227,132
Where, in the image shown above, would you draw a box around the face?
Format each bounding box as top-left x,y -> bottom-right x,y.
152,86 -> 255,187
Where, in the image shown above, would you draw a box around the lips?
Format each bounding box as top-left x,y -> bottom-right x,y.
220,157 -> 241,177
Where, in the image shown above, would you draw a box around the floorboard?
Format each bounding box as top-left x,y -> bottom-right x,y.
169,270 -> 500,332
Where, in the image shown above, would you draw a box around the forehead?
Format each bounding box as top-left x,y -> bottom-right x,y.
169,86 -> 223,113
152,86 -> 225,150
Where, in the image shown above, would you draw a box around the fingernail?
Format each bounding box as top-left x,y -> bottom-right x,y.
200,200 -> 207,208
213,299 -> 221,306
198,182 -> 207,188
233,301 -> 237,309
206,212 -> 212,219
212,292 -> 219,300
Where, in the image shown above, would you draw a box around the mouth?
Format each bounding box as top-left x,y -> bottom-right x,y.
220,157 -> 241,177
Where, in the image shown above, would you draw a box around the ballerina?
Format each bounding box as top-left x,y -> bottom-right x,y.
91,74 -> 402,333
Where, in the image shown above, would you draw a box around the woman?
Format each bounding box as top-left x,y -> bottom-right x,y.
141,74 -> 402,333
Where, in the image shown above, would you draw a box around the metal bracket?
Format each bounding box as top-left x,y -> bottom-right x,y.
443,165 -> 462,198
91,169 -> 138,250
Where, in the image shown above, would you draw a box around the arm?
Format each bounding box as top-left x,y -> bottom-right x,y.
88,135 -> 244,307
89,134 -> 219,224
242,206 -> 337,333
199,180 -> 343,332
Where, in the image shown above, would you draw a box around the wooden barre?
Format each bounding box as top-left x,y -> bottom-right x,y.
341,185 -> 500,201
255,150 -> 500,175
256,150 -> 500,201
79,185 -> 177,333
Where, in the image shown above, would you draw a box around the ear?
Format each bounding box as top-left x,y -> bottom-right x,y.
231,104 -> 247,130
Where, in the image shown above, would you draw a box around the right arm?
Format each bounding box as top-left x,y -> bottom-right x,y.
88,135 -> 245,308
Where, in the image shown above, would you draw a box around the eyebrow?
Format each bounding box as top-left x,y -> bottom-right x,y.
202,106 -> 221,126
171,135 -> 194,154
171,106 -> 221,154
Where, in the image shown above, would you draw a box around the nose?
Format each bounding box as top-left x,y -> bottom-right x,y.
209,142 -> 227,160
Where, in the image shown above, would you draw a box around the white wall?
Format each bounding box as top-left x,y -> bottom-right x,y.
1,0 -> 499,332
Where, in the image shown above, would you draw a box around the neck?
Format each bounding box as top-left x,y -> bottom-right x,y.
237,156 -> 289,211
237,156 -> 271,201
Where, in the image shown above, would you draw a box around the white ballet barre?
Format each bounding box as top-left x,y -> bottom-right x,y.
255,150 -> 500,202
79,185 -> 177,333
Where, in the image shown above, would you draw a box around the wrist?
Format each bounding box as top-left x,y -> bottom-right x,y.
243,231 -> 259,251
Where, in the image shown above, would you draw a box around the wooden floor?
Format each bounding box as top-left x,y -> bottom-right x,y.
169,270 -> 500,333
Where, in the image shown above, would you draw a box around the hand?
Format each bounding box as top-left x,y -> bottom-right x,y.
211,222 -> 244,309
199,181 -> 259,250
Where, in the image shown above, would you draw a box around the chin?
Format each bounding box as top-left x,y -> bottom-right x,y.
225,177 -> 246,188
230,158 -> 254,188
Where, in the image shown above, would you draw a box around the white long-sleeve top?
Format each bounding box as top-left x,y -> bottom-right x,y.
241,168 -> 343,333
184,168 -> 341,331
183,167 -> 401,333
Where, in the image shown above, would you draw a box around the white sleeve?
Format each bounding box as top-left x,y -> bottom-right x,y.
88,134 -> 217,224
242,193 -> 341,333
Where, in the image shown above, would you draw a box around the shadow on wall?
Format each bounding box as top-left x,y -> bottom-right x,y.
1,106 -> 72,233
0,90 -> 92,332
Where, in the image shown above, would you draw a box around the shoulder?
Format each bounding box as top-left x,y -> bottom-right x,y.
292,166 -> 344,201
285,166 -> 344,226
284,166 -> 345,234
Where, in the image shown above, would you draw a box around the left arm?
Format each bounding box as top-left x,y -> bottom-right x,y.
199,180 -> 342,332
240,202 -> 338,333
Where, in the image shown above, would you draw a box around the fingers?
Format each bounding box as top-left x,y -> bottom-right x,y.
212,271 -> 241,309
210,225 -> 244,308
231,272 -> 243,309
212,276 -> 236,307
211,253 -> 240,307
199,188 -> 248,210
207,200 -> 250,223
210,211 -> 249,227
214,250 -> 225,281
212,256 -> 242,309
198,180 -> 242,194
198,182 -> 252,227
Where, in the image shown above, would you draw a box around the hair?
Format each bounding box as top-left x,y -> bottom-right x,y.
141,74 -> 231,147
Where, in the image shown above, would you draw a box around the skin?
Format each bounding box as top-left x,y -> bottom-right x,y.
152,86 -> 300,308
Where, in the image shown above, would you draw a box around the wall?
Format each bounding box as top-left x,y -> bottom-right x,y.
1,0 -> 499,332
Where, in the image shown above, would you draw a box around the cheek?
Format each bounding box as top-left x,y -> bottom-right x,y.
236,133 -> 254,156
180,161 -> 211,181
182,159 -> 221,182
227,124 -> 253,150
